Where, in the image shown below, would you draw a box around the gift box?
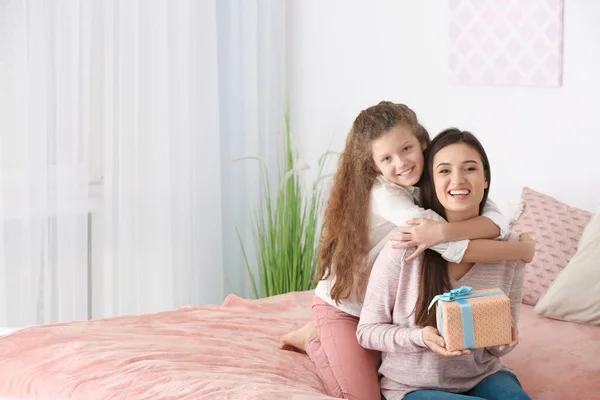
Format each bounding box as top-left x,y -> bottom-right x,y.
428,286 -> 512,352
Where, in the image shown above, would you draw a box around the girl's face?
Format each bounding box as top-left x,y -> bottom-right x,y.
371,124 -> 426,187
432,143 -> 488,222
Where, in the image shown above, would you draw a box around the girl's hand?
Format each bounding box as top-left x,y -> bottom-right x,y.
422,326 -> 471,357
497,319 -> 519,351
518,233 -> 536,263
390,218 -> 446,261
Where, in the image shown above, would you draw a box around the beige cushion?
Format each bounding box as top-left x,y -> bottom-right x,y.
534,209 -> 600,325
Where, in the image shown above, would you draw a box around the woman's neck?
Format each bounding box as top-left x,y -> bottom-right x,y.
444,208 -> 479,223
445,207 -> 479,281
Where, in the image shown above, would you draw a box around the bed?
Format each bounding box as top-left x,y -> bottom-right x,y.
0,290 -> 598,400
0,291 -> 331,400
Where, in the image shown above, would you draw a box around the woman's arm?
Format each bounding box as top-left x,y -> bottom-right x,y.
356,244 -> 426,353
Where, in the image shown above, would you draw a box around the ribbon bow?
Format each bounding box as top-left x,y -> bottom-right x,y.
427,286 -> 474,313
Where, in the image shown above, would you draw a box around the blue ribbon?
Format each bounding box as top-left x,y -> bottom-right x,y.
428,286 -> 504,350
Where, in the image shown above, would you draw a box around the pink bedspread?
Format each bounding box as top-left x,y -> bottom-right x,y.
1,291 -> 599,399
503,304 -> 600,400
0,291 -> 334,400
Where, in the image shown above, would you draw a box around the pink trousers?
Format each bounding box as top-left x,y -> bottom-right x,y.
305,296 -> 381,400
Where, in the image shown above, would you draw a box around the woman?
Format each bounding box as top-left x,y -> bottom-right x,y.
279,103 -> 534,400
357,128 -> 532,400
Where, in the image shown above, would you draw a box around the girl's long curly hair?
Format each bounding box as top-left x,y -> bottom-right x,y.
314,101 -> 430,304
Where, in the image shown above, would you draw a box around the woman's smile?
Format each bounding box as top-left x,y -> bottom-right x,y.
447,188 -> 471,200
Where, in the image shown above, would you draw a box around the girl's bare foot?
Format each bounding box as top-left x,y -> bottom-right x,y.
279,321 -> 316,353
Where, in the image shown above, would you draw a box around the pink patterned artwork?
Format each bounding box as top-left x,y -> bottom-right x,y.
448,0 -> 564,87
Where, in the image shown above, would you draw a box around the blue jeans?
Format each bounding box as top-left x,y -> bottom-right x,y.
389,370 -> 531,400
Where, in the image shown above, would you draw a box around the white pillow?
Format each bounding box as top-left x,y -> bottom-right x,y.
534,208 -> 600,325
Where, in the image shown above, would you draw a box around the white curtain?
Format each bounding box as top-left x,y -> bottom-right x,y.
216,0 -> 286,303
0,0 -> 285,324
0,0 -> 90,326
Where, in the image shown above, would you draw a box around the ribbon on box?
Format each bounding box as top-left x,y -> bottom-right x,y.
427,286 -> 504,350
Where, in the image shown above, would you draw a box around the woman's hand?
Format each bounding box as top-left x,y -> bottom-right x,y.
390,218 -> 446,261
422,326 -> 471,357
518,232 -> 536,263
497,319 -> 519,351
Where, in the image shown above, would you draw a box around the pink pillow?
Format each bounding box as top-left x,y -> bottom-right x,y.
511,187 -> 592,305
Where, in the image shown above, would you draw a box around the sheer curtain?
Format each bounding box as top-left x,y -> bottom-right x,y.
0,0 -> 285,324
0,0 -> 90,326
216,0 -> 286,302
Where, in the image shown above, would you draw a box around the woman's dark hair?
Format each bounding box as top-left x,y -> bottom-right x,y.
413,128 -> 492,327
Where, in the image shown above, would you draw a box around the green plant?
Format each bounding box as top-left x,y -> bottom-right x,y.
235,118 -> 335,298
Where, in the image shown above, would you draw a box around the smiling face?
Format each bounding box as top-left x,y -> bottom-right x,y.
432,142 -> 489,222
371,124 -> 427,187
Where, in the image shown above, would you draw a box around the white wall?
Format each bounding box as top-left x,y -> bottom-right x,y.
287,0 -> 600,213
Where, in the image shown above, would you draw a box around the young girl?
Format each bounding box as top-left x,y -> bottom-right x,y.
280,102 -> 534,400
357,128 -> 531,399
